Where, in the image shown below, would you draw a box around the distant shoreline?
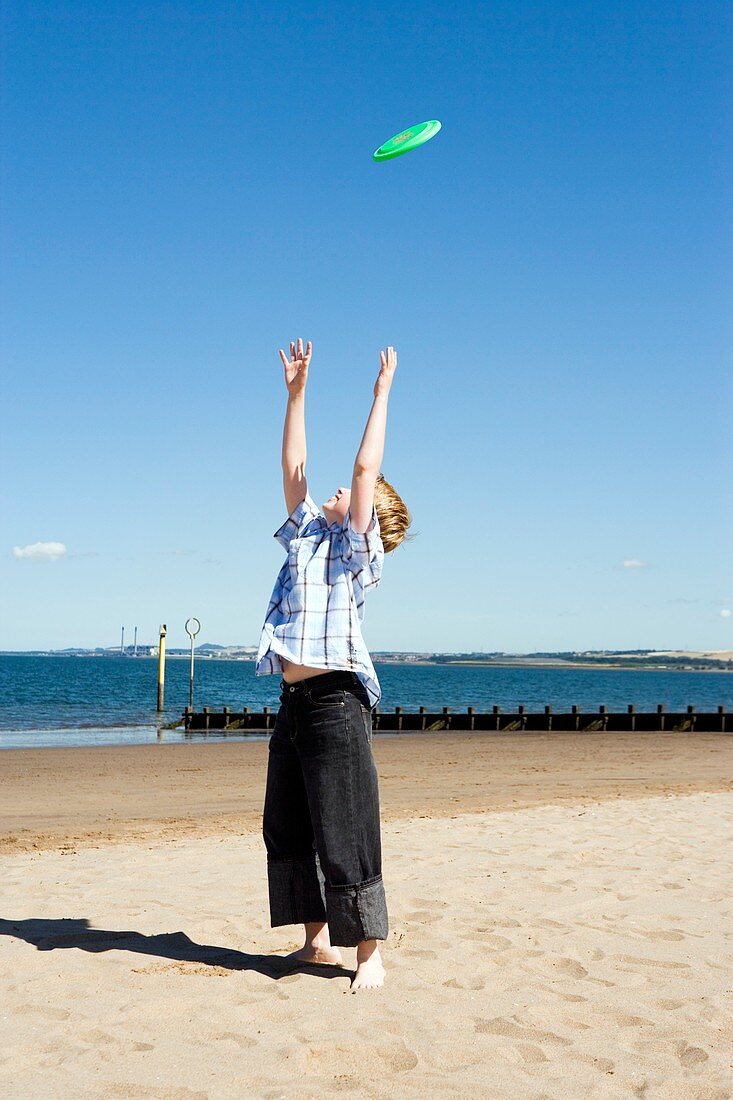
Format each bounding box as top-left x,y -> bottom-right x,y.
379,660 -> 733,674
1,653 -> 730,673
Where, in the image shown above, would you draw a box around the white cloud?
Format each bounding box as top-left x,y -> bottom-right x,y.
622,559 -> 648,570
12,541 -> 67,562
721,609 -> 732,619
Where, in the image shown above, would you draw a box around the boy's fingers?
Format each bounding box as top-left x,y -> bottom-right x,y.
297,337 -> 303,358
380,351 -> 386,368
290,340 -> 295,361
279,349 -> 288,368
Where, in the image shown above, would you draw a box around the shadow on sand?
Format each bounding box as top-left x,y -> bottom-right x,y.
0,917 -> 352,982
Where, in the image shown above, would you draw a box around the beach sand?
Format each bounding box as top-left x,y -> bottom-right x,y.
1,731 -> 732,1097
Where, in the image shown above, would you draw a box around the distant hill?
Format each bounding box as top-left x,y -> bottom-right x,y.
1,647 -> 730,670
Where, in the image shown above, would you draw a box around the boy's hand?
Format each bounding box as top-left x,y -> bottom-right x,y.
279,338 -> 312,397
374,345 -> 397,398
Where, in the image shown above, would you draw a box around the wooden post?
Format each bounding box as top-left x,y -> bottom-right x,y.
628,704 -> 635,732
719,705 -> 726,733
687,704 -> 696,732
419,705 -> 426,731
572,705 -> 579,731
203,706 -> 210,733
599,705 -> 608,731
493,704 -> 501,731
395,706 -> 403,732
545,704 -> 552,732
518,704 -> 526,732
657,703 -> 665,731
183,704 -> 192,731
467,706 -> 475,731
156,624 -> 167,712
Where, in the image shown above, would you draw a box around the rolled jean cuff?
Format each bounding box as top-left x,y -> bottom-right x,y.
325,875 -> 389,946
267,856 -> 327,927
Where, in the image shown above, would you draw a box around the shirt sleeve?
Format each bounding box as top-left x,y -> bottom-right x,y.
339,505 -> 384,587
273,491 -> 321,550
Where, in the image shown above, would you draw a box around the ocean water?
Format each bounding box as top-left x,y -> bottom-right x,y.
0,654 -> 730,749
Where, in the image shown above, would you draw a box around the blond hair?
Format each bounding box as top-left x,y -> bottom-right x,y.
373,473 -> 414,554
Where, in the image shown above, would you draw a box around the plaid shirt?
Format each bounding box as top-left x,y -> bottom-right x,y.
255,491 -> 385,708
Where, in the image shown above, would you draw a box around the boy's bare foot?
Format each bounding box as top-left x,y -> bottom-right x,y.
284,943 -> 345,967
282,921 -> 346,968
350,939 -> 386,992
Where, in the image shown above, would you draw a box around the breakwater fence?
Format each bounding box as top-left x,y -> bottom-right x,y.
181,704 -> 729,735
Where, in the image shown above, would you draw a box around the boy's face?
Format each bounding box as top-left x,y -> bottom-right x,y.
322,486 -> 350,527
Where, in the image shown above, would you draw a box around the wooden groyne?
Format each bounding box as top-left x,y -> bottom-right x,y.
182,704 -> 729,734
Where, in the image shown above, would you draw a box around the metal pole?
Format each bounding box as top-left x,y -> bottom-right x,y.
157,624 -> 167,712
186,616 -> 200,708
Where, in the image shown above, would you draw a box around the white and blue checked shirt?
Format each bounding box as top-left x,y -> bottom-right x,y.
255,491 -> 385,708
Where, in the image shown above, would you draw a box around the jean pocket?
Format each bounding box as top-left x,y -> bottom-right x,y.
357,701 -> 373,745
307,688 -> 346,709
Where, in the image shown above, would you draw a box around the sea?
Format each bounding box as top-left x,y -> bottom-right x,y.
0,654 -> 730,749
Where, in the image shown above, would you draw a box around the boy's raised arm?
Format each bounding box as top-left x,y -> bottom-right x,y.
279,338 -> 311,515
349,346 -> 397,533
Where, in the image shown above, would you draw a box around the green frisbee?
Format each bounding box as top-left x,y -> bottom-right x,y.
373,119 -> 442,162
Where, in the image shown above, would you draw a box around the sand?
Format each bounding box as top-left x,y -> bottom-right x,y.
1,730 -> 731,854
1,731 -> 732,1098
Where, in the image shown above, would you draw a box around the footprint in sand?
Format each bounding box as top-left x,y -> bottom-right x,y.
575,1053 -> 616,1074
677,1041 -> 709,1067
464,931 -> 515,950
208,1029 -> 256,1047
376,1040 -> 419,1072
546,956 -> 589,979
517,1042 -> 548,1063
614,954 -> 692,971
408,897 -> 449,910
636,928 -> 688,942
443,975 -> 486,990
15,1003 -> 71,1021
79,1028 -> 122,1048
475,1016 -> 573,1047
607,1011 -> 656,1028
549,990 -> 588,1003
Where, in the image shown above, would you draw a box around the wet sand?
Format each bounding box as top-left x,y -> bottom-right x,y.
0,730 -> 730,853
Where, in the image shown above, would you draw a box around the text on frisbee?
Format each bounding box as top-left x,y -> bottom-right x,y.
373,120 -> 442,162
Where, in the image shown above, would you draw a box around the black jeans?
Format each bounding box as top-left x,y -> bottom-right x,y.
262,670 -> 388,947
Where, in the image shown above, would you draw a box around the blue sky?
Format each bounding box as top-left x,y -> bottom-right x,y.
1,1 -> 730,653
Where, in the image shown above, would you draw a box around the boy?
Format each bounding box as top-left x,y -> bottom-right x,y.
256,337 -> 411,992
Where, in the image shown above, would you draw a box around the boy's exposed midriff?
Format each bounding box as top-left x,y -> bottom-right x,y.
281,657 -> 342,683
